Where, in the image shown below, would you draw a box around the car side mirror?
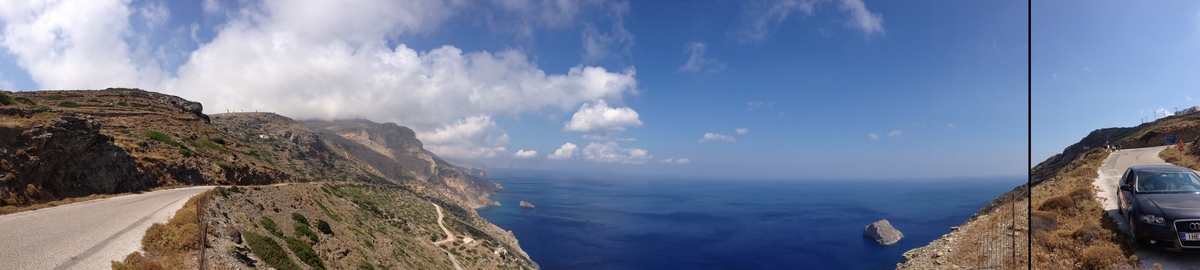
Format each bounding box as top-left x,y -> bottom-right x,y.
1120,185 -> 1132,191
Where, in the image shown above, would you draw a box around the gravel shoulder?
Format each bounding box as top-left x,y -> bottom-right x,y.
1094,146 -> 1200,269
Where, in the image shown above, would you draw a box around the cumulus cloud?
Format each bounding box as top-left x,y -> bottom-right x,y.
548,142 -> 578,160
658,157 -> 690,165
868,133 -> 879,140
513,149 -> 538,159
679,42 -> 724,73
563,99 -> 643,135
888,130 -> 903,137
699,133 -> 737,144
839,0 -> 885,38
736,128 -> 748,135
582,142 -> 651,164
0,0 -> 651,160
0,0 -> 167,90
418,115 -> 509,159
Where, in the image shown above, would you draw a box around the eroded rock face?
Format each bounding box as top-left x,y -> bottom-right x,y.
305,119 -> 500,208
0,113 -> 145,205
864,219 -> 903,245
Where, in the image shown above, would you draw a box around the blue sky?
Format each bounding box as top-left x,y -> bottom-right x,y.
1034,1 -> 1200,166
0,0 -> 1026,179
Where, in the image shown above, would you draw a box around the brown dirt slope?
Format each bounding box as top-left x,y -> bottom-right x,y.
0,88 -> 292,210
203,183 -> 534,269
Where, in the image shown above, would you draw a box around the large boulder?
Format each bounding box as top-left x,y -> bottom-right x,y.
864,219 -> 903,245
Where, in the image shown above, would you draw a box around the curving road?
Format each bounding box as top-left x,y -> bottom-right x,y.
431,202 -> 463,270
1095,146 -> 1200,269
0,186 -> 212,270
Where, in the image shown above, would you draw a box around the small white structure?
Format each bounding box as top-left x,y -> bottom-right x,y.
463,237 -> 474,244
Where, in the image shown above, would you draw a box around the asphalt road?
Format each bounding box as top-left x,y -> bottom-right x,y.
0,186 -> 212,270
1095,146 -> 1200,269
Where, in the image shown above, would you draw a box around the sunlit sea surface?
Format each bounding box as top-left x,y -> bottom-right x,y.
477,169 -> 1023,270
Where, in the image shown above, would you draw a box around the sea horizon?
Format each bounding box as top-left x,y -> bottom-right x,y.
478,169 -> 1024,269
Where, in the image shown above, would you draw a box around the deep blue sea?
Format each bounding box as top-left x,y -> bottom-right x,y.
477,169 -> 1023,270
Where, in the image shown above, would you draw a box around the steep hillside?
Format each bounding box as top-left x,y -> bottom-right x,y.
0,88 -> 291,209
0,89 -> 533,268
305,120 -> 499,208
200,183 -> 533,269
902,112 -> 1200,269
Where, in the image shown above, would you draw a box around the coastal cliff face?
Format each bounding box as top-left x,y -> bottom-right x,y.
305,120 -> 500,208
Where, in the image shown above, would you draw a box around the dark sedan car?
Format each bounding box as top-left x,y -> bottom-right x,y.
1119,165 -> 1200,250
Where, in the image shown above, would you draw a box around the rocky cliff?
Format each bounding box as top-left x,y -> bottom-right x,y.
305,120 -> 499,208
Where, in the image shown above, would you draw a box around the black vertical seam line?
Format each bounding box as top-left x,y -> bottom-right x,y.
53,195 -> 189,270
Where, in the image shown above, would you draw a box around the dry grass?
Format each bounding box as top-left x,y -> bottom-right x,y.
1031,149 -> 1135,269
112,190 -> 213,269
1160,145 -> 1200,170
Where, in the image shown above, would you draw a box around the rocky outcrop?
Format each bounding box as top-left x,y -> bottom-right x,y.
864,219 -> 903,245
0,112 -> 146,205
519,201 -> 534,208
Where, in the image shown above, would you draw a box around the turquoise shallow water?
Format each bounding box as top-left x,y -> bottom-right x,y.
477,169 -> 1024,270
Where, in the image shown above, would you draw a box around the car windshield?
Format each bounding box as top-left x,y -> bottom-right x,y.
1136,171 -> 1200,193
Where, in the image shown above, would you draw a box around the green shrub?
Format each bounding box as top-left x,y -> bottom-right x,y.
292,212 -> 310,226
316,220 -> 333,235
243,231 -> 300,270
199,139 -> 228,153
294,221 -> 319,243
143,130 -> 182,148
57,101 -> 80,108
43,94 -> 63,100
0,93 -> 13,105
284,236 -> 325,269
260,216 -> 283,238
117,101 -> 128,106
177,148 -> 193,156
215,161 -> 232,170
14,97 -> 35,106
315,200 -> 342,222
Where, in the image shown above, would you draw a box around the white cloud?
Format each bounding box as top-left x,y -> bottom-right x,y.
513,149 -> 538,159
868,133 -> 879,140
699,133 -> 737,144
1157,108 -> 1175,117
679,42 -> 725,73
947,123 -> 957,129
0,0 -> 644,160
582,142 -> 651,164
747,101 -> 774,110
548,142 -> 578,160
0,0 -> 167,90
888,130 -> 903,137
563,99 -> 643,135
736,128 -> 748,135
202,0 -> 223,14
838,0 -> 885,38
736,0 -> 817,43
658,157 -> 690,165
581,0 -> 633,63
418,115 -> 509,159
